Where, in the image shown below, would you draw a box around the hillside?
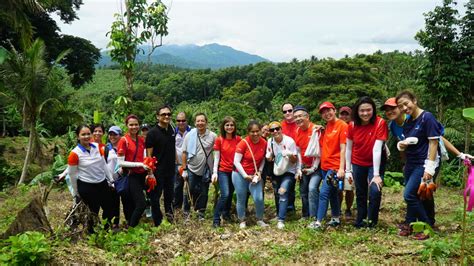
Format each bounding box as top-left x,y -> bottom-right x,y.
98,43 -> 269,69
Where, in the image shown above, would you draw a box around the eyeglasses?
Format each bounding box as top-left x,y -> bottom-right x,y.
159,113 -> 172,117
282,109 -> 293,114
176,119 -> 186,122
269,127 -> 281,132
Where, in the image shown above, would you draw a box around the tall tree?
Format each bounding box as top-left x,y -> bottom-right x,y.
107,0 -> 169,99
0,39 -> 67,184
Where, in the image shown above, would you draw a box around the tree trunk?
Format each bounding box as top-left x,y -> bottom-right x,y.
18,126 -> 35,185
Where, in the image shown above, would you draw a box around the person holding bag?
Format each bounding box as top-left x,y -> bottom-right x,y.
265,121 -> 299,229
181,113 -> 217,220
211,116 -> 241,227
233,120 -> 268,229
116,115 -> 151,227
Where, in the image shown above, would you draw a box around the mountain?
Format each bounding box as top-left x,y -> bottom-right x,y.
98,43 -> 269,69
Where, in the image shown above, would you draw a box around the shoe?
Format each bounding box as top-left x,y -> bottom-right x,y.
307,221 -> 322,229
277,221 -> 285,229
328,218 -> 341,227
412,232 -> 429,240
239,221 -> 246,229
398,224 -> 412,237
344,210 -> 352,218
270,216 -> 279,222
257,220 -> 269,227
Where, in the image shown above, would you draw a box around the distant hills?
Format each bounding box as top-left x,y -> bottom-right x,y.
98,43 -> 269,69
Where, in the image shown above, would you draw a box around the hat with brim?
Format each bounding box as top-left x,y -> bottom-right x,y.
381,97 -> 397,111
339,106 -> 351,115
108,126 -> 122,135
319,101 -> 335,113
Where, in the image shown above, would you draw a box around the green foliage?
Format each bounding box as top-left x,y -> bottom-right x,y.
463,107 -> 474,123
30,155 -> 67,185
0,231 -> 51,265
439,159 -> 463,187
383,171 -> 404,190
419,235 -> 461,262
410,221 -> 435,237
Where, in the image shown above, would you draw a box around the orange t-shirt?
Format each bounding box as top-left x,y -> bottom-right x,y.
320,119 -> 348,171
117,134 -> 146,174
213,135 -> 242,173
281,120 -> 297,140
295,122 -> 316,167
235,136 -> 267,175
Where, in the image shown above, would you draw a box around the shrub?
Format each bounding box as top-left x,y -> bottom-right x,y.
0,231 -> 51,265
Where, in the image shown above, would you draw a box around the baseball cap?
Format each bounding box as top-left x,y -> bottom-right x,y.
319,101 -> 335,113
381,97 -> 397,111
293,105 -> 308,113
339,106 -> 352,114
108,126 -> 122,135
141,124 -> 150,131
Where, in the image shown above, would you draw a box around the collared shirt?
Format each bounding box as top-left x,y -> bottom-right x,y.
175,126 -> 191,165
68,142 -> 107,183
182,129 -> 217,176
146,123 -> 176,175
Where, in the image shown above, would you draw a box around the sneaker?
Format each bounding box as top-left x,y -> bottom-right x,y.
239,221 -> 246,229
328,218 -> 341,227
277,220 -> 285,229
412,232 -> 430,240
257,220 -> 269,227
307,221 -> 322,229
398,224 -> 412,237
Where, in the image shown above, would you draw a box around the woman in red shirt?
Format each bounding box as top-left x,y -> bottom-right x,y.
211,116 -> 241,227
232,120 -> 268,229
345,96 -> 388,228
116,115 -> 151,227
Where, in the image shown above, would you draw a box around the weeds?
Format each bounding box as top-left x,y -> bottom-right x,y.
0,231 -> 51,265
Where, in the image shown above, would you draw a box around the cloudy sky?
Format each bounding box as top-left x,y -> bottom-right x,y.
54,0 -> 468,62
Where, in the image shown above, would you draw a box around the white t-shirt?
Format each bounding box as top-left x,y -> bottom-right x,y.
266,135 -> 298,174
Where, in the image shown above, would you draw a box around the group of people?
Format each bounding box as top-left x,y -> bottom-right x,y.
66,90 -> 472,240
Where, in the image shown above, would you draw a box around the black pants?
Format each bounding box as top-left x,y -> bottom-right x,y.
148,170 -> 175,226
77,179 -> 114,230
127,172 -> 147,227
110,189 -> 128,225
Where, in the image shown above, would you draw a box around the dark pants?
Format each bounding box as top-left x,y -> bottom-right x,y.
77,179 -> 114,231
148,170 -> 175,226
352,164 -> 384,227
127,172 -> 147,227
403,164 -> 431,225
184,169 -> 210,218
173,164 -> 188,209
213,171 -> 234,224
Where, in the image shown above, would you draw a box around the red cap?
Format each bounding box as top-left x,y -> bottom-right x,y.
319,101 -> 335,113
381,97 -> 397,111
339,106 -> 352,115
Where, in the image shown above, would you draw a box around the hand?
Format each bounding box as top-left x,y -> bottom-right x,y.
211,173 -> 218,184
182,170 -> 188,181
295,170 -> 302,181
337,169 -> 345,179
302,168 -> 314,175
345,172 -> 353,185
245,175 -> 253,181
314,124 -> 324,131
370,175 -> 383,191
422,171 -> 433,181
397,141 -> 408,151
142,163 -> 150,170
459,153 -> 474,160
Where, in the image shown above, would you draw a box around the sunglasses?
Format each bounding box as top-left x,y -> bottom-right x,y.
159,113 -> 172,117
269,127 -> 281,132
176,119 -> 186,122
282,109 -> 293,114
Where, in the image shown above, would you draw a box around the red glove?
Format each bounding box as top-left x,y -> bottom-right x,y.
143,157 -> 157,172
146,175 -> 157,192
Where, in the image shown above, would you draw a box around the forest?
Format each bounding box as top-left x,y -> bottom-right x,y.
0,0 -> 473,264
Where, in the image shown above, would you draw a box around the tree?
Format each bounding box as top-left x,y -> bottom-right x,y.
107,0 -> 169,99
0,39 -> 67,184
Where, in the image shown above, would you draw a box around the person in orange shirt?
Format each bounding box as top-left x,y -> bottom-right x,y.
310,102 -> 348,229
280,103 -> 298,212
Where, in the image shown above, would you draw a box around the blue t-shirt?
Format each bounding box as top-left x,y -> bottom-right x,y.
403,111 -> 443,165
389,114 -> 411,140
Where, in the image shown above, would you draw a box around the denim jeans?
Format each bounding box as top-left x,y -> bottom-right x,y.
403,164 -> 431,225
272,173 -> 296,221
183,169 -> 210,218
232,171 -> 264,221
352,164 -> 383,227
213,171 -> 234,224
317,170 -> 341,221
300,170 -> 323,218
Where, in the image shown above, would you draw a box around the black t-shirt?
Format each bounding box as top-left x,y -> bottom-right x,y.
145,123 -> 176,175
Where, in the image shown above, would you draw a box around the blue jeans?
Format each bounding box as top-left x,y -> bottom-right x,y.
403,164 -> 431,225
232,171 -> 264,221
183,169 -> 210,217
352,164 -> 383,227
213,171 -> 234,224
317,170 -> 341,221
300,170 -> 322,218
271,173 -> 296,221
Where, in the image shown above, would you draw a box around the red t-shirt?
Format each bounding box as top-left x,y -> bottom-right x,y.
117,134 -> 146,174
235,136 -> 267,175
347,116 -> 388,167
295,122 -> 316,167
320,119 -> 348,171
214,135 -> 242,173
281,120 -> 297,140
